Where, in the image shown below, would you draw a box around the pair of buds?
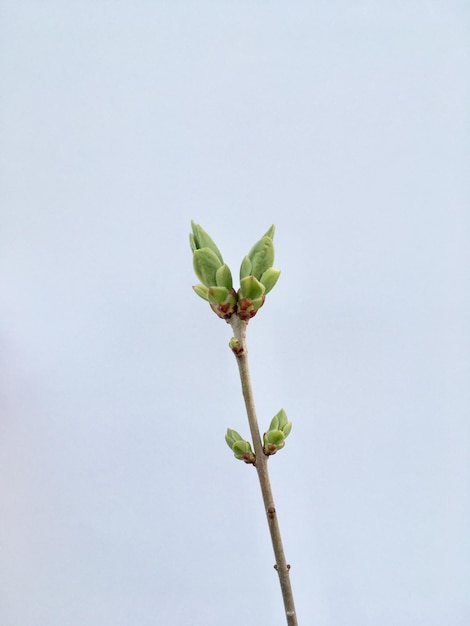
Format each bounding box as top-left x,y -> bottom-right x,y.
190,221 -> 281,320
225,409 -> 293,463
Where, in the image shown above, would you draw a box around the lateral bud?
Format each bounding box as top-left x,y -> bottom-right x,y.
225,428 -> 255,464
229,337 -> 244,356
263,409 -> 292,455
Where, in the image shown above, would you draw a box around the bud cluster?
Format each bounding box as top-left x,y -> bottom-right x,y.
225,409 -> 293,463
263,409 -> 292,456
225,429 -> 256,464
190,221 -> 280,321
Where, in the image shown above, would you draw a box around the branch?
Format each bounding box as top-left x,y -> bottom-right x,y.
230,316 -> 298,626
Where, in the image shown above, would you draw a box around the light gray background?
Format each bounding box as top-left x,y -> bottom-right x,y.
1,2 -> 469,625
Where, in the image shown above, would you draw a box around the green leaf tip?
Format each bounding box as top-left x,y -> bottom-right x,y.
190,221 -> 224,263
192,284 -> 210,301
264,224 -> 275,239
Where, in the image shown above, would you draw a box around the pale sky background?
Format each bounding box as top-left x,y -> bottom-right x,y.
1,2 -> 469,625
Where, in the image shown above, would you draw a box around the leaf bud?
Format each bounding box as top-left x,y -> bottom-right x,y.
225,429 -> 255,464
264,409 -> 292,455
229,337 -> 244,356
263,429 -> 285,455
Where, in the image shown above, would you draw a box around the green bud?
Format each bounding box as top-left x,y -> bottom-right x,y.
190,221 -> 224,263
260,267 -> 281,294
247,235 -> 275,280
225,429 -> 255,463
264,410 -> 292,455
192,284 -> 210,301
215,264 -> 233,290
239,256 -> 252,280
263,429 -> 285,455
239,276 -> 265,300
193,248 -> 222,286
229,337 -> 244,356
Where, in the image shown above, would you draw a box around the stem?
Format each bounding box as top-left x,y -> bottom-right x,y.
229,316 -> 298,626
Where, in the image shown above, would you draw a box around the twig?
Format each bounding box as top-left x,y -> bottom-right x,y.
230,315 -> 298,626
